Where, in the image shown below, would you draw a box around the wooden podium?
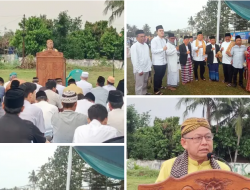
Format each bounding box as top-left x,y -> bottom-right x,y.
138,170 -> 250,190
36,50 -> 66,87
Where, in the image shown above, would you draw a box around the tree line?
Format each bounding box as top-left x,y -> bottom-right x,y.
0,147 -> 122,190
127,98 -> 250,163
127,0 -> 250,38
8,11 -> 124,60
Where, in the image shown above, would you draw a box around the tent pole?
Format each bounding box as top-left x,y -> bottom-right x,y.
216,0 -> 221,44
66,146 -> 72,190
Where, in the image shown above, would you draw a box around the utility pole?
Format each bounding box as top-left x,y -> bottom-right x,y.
22,14 -> 25,65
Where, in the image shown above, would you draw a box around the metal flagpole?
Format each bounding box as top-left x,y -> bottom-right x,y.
216,0 -> 221,44
66,146 -> 72,190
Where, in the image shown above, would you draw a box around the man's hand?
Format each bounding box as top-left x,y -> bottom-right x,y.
212,47 -> 215,51
139,72 -> 143,76
205,57 -> 207,62
163,46 -> 167,51
176,46 -> 179,51
221,47 -> 224,51
187,50 -> 190,54
199,45 -> 203,48
244,51 -> 249,56
215,54 -> 218,58
226,51 -> 232,57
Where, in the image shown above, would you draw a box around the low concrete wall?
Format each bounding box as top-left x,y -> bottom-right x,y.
16,57 -> 124,69
66,59 -> 124,69
132,160 -> 250,175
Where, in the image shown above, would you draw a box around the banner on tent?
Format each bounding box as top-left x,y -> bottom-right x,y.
230,31 -> 250,40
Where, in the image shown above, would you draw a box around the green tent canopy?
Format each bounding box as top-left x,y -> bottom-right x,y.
74,146 -> 124,180
225,1 -> 250,20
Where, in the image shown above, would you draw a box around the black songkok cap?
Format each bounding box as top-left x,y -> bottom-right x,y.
116,79 -> 124,95
84,92 -> 95,102
225,33 -> 231,37
197,31 -> 202,35
36,91 -> 47,99
184,36 -> 189,39
210,36 -> 215,39
156,25 -> 163,31
235,35 -> 241,39
168,33 -> 175,38
189,36 -> 193,38
4,88 -> 24,109
135,30 -> 144,35
108,90 -> 123,103
10,80 -> 20,89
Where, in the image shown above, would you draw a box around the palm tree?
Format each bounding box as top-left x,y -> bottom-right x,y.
188,16 -> 195,35
176,98 -> 219,126
213,98 -> 250,163
103,0 -> 124,24
29,170 -> 39,190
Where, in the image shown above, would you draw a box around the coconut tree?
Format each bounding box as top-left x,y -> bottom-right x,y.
29,170 -> 38,190
176,98 -> 219,125
213,98 -> 250,163
103,0 -> 124,24
188,16 -> 195,35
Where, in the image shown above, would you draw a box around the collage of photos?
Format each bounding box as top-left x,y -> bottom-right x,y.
1,0 -> 250,189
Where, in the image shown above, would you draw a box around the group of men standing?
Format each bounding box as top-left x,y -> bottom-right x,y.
130,25 -> 249,95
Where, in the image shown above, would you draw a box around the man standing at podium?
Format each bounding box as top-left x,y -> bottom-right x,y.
43,39 -> 58,52
156,117 -> 230,182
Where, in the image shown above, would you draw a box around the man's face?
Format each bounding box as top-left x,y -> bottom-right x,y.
236,38 -> 242,45
189,38 -> 193,42
47,41 -> 53,49
225,36 -> 231,42
29,91 -> 36,104
157,29 -> 164,38
184,38 -> 189,44
198,34 -> 203,41
210,39 -> 216,44
137,34 -> 145,44
181,127 -> 213,161
169,37 -> 175,43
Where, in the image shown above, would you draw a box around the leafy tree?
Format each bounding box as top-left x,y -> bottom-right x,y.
10,16 -> 52,56
103,0 -> 124,24
38,146 -> 85,190
52,11 -> 82,53
229,12 -> 249,32
0,30 -> 14,49
142,24 -> 151,36
193,0 -> 231,36
188,16 -> 195,35
214,98 -> 250,162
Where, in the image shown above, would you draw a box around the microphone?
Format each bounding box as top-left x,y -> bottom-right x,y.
207,153 -> 232,171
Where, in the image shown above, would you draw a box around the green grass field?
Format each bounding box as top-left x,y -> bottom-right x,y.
0,64 -> 124,87
127,175 -> 250,190
127,176 -> 156,190
127,58 -> 250,95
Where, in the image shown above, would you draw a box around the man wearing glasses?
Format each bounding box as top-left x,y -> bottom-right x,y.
156,117 -> 230,183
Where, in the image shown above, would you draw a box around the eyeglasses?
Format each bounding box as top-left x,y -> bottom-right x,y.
183,134 -> 214,143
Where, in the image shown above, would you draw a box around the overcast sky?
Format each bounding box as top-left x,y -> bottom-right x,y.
127,0 -> 208,32
127,98 -> 203,126
0,1 -> 124,35
0,145 -> 58,188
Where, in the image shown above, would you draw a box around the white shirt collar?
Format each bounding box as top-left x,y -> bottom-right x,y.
24,100 -> 31,106
90,119 -> 102,127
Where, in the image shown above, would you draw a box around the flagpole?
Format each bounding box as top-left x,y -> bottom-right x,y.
66,146 -> 72,190
216,0 -> 221,44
